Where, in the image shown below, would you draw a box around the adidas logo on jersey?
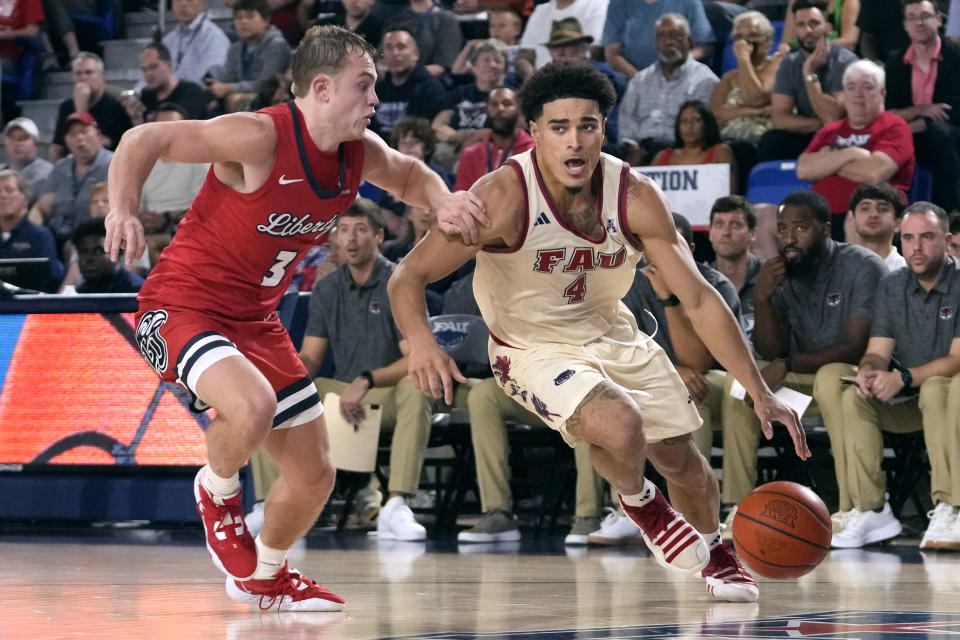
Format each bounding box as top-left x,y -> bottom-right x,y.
534,212 -> 551,226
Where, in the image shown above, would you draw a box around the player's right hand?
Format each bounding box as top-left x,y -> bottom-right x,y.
408,342 -> 467,405
104,209 -> 146,266
753,391 -> 810,460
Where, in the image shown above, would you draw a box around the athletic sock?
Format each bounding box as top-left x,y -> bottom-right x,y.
620,478 -> 657,508
201,465 -> 241,499
703,527 -> 722,549
252,535 -> 288,580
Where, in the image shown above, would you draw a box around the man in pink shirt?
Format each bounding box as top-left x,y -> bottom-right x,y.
885,0 -> 960,211
797,60 -> 915,235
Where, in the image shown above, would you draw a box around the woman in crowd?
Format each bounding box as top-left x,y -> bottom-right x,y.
650,100 -> 736,193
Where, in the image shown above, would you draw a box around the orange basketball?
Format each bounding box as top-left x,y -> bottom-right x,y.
732,481 -> 832,580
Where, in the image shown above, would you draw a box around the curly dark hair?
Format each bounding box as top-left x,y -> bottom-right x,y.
848,183 -> 906,219
390,117 -> 437,161
673,100 -> 720,150
518,59 -> 617,123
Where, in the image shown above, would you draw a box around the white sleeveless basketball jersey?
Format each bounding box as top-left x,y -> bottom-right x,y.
473,149 -> 644,349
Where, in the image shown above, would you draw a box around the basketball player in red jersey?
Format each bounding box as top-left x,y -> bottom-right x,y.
103,26 -> 487,611
389,60 -> 809,603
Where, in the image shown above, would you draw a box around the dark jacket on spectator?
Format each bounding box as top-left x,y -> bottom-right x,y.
886,36 -> 960,126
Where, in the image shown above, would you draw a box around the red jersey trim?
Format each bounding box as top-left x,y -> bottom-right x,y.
531,150 -> 607,245
482,159 -> 529,254
618,163 -> 645,252
490,332 -> 517,348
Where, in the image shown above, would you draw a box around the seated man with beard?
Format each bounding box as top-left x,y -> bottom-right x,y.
454,86 -> 534,191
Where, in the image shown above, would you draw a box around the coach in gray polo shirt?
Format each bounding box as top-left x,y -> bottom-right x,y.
720,189 -> 886,511
251,198 -> 434,542
834,202 -> 960,550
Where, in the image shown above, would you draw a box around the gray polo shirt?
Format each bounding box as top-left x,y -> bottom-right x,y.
711,252 -> 763,344
623,262 -> 742,363
773,43 -> 858,119
305,255 -> 403,383
41,146 -> 113,240
772,239 -> 886,354
872,257 -> 960,368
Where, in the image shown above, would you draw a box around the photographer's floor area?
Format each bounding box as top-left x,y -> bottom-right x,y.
1,530 -> 958,640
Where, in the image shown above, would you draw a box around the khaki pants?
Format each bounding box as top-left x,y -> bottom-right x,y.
250,376 -> 433,499
719,362 -> 853,506
469,378 -> 604,516
841,375 -> 959,509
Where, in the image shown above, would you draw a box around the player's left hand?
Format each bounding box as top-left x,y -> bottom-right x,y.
753,390 -> 810,460
104,209 -> 146,265
435,190 -> 489,245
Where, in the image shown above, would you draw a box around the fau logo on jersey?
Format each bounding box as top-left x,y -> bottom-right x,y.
532,246 -> 626,273
257,211 -> 339,241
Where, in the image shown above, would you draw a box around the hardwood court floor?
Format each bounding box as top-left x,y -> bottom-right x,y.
1,530 -> 959,640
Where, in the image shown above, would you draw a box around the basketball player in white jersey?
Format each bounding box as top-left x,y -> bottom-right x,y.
389,60 -> 809,602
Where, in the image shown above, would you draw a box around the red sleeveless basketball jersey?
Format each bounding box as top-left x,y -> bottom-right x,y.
138,101 -> 364,320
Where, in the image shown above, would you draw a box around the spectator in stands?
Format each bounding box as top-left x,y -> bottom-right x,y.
311,0 -> 383,46
0,0 -> 43,74
163,0 -> 231,86
139,103 -> 209,265
886,0 -> 960,212
0,169 -> 62,293
40,0 -> 81,66
452,10 -> 533,83
1,118 -> 53,201
207,0 -> 293,113
49,52 -> 134,161
453,87 -> 534,191
585,212 -> 742,545
780,0 -> 861,51
708,195 -> 763,345
846,183 -> 908,270
758,0 -> 856,162
650,100 -> 736,192
371,27 -> 447,138
72,218 -> 145,294
833,202 -> 960,550
709,11 -> 787,144
797,60 -> 915,223
432,39 -> 509,163
520,0 -> 608,69
857,0 -> 946,63
389,0 -> 464,76
252,199 -> 436,541
721,189 -> 885,518
950,211 -> 960,259
602,0 -> 713,79
618,14 -> 719,166
32,112 -> 113,248
139,43 -> 209,121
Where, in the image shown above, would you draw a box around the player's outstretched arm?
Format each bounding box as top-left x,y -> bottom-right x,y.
361,130 -> 489,245
625,172 -> 810,460
388,168 -> 520,403
105,113 -> 275,264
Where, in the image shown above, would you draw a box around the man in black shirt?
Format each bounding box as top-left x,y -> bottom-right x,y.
138,42 -> 209,121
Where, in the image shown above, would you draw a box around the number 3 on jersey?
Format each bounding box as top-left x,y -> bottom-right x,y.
261,250 -> 298,287
563,274 -> 587,304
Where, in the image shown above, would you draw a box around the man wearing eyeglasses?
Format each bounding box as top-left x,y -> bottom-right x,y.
886,0 -> 960,211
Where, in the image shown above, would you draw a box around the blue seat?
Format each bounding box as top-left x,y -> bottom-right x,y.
71,0 -> 116,50
1,36 -> 42,104
745,159 -> 812,205
721,20 -> 785,76
907,166 -> 933,203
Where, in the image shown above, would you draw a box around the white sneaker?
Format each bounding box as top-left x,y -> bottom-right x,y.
920,502 -> 958,550
376,496 -> 427,541
830,503 -> 902,548
832,509 -> 853,534
586,508 -> 643,546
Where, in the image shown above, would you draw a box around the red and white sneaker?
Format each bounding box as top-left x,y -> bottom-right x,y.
194,466 -> 257,580
702,542 -> 759,602
226,562 -> 346,612
619,492 -> 710,574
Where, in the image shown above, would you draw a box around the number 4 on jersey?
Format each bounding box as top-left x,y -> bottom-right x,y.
261,250 -> 298,287
563,274 -> 587,304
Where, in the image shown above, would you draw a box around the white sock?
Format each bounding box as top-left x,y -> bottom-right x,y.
252,535 -> 288,580
201,465 -> 241,499
703,527 -> 722,549
620,478 -> 657,508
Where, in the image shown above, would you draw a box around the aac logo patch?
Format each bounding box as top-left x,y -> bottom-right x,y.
826,292 -> 842,306
941,306 -> 953,320
136,310 -> 169,375
554,369 -> 575,385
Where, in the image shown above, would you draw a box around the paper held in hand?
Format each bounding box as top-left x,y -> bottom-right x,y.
729,379 -> 813,417
323,393 -> 383,473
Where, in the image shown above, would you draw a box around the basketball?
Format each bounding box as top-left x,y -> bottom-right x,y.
732,481 -> 832,580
